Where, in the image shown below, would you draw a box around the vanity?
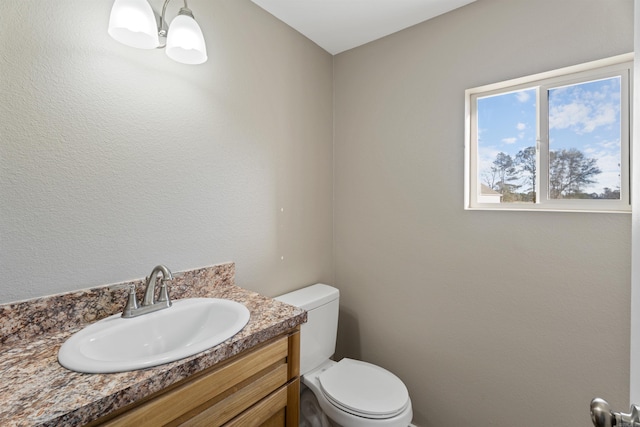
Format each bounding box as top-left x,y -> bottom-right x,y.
0,263 -> 306,426
91,328 -> 300,426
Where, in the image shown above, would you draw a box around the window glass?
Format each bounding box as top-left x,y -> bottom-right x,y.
477,88 -> 537,204
548,77 -> 622,200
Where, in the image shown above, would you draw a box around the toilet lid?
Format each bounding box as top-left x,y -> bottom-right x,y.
318,358 -> 409,419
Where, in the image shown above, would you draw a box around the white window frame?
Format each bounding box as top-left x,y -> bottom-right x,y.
464,53 -> 633,213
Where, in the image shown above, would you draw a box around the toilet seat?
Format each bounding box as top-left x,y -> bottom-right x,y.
317,358 -> 410,419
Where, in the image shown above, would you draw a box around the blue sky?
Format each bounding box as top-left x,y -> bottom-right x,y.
477,76 -> 622,194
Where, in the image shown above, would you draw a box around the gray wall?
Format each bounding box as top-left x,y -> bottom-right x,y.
1,0 -> 634,426
333,0 -> 633,426
0,0 -> 334,303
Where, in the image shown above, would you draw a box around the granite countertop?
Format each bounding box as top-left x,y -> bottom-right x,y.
0,263 -> 306,427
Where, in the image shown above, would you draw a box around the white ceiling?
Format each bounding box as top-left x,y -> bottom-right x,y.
250,0 -> 477,55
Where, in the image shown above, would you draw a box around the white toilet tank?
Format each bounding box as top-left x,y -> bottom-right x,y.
275,284 -> 339,376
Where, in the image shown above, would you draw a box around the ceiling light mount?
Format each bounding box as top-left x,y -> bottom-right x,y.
108,0 -> 208,65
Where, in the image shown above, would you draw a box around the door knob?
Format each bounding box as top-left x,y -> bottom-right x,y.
591,397 -> 640,427
591,398 -> 615,427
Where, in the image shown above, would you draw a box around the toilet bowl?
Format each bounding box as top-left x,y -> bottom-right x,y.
275,284 -> 413,427
303,359 -> 412,427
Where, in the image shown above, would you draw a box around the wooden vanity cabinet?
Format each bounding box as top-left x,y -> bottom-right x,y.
90,327 -> 300,427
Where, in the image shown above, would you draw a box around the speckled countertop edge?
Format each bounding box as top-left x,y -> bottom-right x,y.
0,263 -> 307,427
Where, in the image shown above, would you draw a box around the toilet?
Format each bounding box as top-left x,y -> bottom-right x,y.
276,284 -> 413,427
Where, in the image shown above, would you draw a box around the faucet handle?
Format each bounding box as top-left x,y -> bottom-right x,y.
157,278 -> 172,305
109,284 -> 139,318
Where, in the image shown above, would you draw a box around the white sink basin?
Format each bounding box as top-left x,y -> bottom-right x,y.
58,298 -> 250,373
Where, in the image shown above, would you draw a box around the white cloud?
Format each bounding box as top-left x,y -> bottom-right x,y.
550,101 -> 617,133
549,102 -> 591,130
548,83 -> 619,134
502,137 -> 517,144
598,139 -> 620,149
516,122 -> 526,131
583,104 -> 616,133
597,152 -> 621,172
515,91 -> 530,103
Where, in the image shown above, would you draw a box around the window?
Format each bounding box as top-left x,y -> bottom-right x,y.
465,54 -> 632,212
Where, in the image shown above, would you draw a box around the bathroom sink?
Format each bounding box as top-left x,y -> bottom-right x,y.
58,298 -> 250,373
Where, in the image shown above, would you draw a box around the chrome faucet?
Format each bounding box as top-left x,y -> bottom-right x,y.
112,265 -> 174,318
143,265 -> 173,307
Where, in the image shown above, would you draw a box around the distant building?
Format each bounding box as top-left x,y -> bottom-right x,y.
479,184 -> 502,204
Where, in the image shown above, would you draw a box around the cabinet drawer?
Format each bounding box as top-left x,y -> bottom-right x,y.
100,335 -> 289,427
177,364 -> 288,426
224,385 -> 288,427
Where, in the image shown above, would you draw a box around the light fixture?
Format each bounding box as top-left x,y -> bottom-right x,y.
165,8 -> 207,65
108,0 -> 208,65
108,0 -> 159,49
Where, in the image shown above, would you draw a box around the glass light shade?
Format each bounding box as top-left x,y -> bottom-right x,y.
166,14 -> 208,65
108,0 -> 159,49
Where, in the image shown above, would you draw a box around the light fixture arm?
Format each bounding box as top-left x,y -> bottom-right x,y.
158,0 -> 193,48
